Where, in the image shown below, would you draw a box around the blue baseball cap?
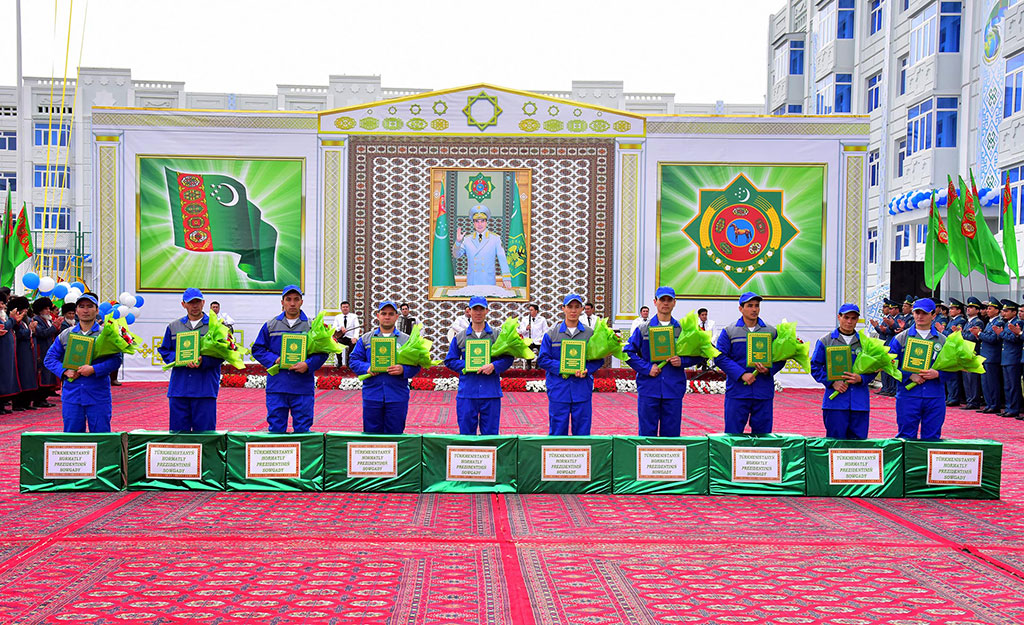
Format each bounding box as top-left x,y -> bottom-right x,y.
468,295 -> 488,309
378,300 -> 398,312
281,285 -> 303,297
654,286 -> 676,300
76,293 -> 98,306
738,292 -> 763,305
912,298 -> 936,313
182,287 -> 204,302
838,303 -> 860,315
563,293 -> 584,306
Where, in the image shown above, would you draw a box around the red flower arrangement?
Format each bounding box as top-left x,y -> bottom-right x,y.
221,374 -> 247,388
593,378 -> 617,393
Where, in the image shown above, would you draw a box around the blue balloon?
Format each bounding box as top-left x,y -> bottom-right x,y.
71,282 -> 85,292
52,284 -> 68,299
125,313 -> 136,325
111,309 -> 121,320
134,295 -> 145,307
99,302 -> 112,315
112,303 -> 120,309
22,272 -> 40,290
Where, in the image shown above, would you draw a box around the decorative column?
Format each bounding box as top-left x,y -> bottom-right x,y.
613,138 -> 644,325
93,134 -> 121,298
842,144 -> 867,309
320,138 -> 347,311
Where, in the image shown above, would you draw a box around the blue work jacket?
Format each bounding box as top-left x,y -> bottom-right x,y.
251,311 -> 329,395
349,328 -> 421,402
536,322 -> 604,404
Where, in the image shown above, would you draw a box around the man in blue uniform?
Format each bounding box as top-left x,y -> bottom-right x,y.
444,295 -> 515,435
941,298 -> 967,406
43,293 -> 123,432
536,294 -> 605,435
962,297 -> 986,409
998,299 -> 1023,419
251,285 -> 329,433
714,292 -> 786,434
871,299 -> 898,397
623,286 -> 702,437
348,300 -> 421,434
889,298 -> 949,440
975,298 -> 1005,414
933,300 -> 949,328
809,303 -> 875,439
157,288 -> 224,432
897,296 -> 915,332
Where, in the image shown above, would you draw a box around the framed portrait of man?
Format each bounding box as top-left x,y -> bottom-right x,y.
427,168 -> 531,302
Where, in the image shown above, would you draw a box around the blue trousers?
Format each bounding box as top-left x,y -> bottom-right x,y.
266,392 -> 314,433
724,396 -> 773,434
169,397 -> 218,432
637,396 -> 682,437
549,399 -> 592,436
944,371 -> 963,404
456,396 -> 501,435
822,409 -> 869,440
62,402 -> 111,433
880,372 -> 897,394
982,361 -> 1003,410
362,399 -> 409,434
895,395 -> 945,440
963,372 -> 983,406
1003,363 -> 1022,416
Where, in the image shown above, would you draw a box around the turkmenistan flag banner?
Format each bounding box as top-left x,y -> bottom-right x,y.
506,174 -> 527,288
2,201 -> 33,289
1003,172 -> 1020,280
165,168 -> 278,282
924,191 -> 949,290
946,175 -> 972,277
430,178 -> 455,287
963,173 -> 1009,284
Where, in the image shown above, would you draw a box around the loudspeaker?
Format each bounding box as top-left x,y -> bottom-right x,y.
889,261 -> 938,301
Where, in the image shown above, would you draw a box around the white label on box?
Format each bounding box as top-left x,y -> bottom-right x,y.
927,449 -> 983,486
828,449 -> 884,485
246,442 -> 301,479
146,443 -> 202,480
446,446 -> 497,482
636,446 -> 687,481
43,443 -> 97,479
347,442 -> 398,478
731,447 -> 782,483
541,446 -> 591,481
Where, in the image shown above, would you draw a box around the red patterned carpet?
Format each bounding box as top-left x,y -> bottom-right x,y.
0,383 -> 1022,623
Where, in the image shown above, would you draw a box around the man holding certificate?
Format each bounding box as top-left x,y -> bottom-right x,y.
349,300 -> 421,434
251,285 -> 329,433
536,294 -> 605,435
889,298 -> 949,439
43,293 -> 123,432
714,292 -> 785,435
623,286 -> 703,437
157,288 -> 224,432
809,304 -> 874,439
444,295 -> 515,435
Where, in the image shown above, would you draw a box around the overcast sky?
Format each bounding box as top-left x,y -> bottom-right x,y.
1,0 -> 776,105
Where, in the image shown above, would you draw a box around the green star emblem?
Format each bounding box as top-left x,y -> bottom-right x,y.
462,91 -> 502,132
465,173 -> 495,201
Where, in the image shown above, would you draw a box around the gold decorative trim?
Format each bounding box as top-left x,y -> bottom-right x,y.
94,135 -> 120,142
321,140 -> 346,146
647,120 -> 871,136
97,145 -> 118,298
618,143 -> 643,150
844,154 -> 865,308
92,112 -> 316,130
843,145 -> 868,151
323,150 -> 343,309
618,152 -> 640,317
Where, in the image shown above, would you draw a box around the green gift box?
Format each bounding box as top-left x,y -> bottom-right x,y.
324,432 -> 422,492
226,432 -> 324,491
517,436 -> 612,494
20,432 -> 124,492
804,438 -> 904,498
125,431 -> 226,491
421,435 -> 517,493
904,439 -> 1002,499
709,434 -> 806,496
612,436 -> 709,495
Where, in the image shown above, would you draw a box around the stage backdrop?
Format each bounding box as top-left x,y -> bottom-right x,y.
657,163 -> 826,300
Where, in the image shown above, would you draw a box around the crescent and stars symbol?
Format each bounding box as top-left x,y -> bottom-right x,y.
212,182 -> 240,207
735,187 -> 751,202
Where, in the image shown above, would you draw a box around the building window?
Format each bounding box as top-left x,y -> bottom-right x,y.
816,73 -> 851,114
897,138 -> 907,177
895,224 -> 911,261
1006,52 -> 1024,118
869,150 -> 879,187
789,41 -> 805,75
899,55 -> 909,95
33,165 -> 70,188
908,97 -> 958,154
837,0 -> 855,39
938,2 -> 962,53
36,248 -> 72,272
33,207 -> 71,230
870,0 -> 884,35
1005,165 -> 1024,224
867,73 -> 881,112
0,172 -> 15,192
772,104 -> 786,116
835,73 -> 852,113
909,4 -> 937,66
773,44 -> 787,83
0,131 -> 15,151
916,223 -> 928,244
33,122 -> 70,147
788,104 -> 803,113
868,227 -> 878,264
934,97 -> 958,147
817,1 -> 838,47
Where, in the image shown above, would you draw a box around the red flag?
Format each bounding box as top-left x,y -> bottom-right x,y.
962,183 -> 977,240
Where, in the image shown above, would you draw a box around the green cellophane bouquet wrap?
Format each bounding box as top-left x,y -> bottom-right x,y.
491,317 -> 536,360
358,324 -> 440,381
162,313 -> 246,371
94,313 -> 141,358
904,331 -> 986,390
268,311 -> 345,375
828,330 -> 900,399
749,320 -> 810,382
657,311 -> 721,368
586,318 -> 627,362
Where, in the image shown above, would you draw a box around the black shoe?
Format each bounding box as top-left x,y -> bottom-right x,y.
1003,413 -> 1019,419
964,404 -> 981,410
946,401 -> 960,407
982,408 -> 1000,414
111,380 -> 122,386
11,406 -> 25,412
1015,415 -> 1024,421
34,402 -> 54,408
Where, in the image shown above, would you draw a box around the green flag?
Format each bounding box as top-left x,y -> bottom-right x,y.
506,175 -> 527,288
965,172 -> 1009,284
164,168 -> 278,282
0,191 -> 10,288
945,175 -> 971,276
430,179 -> 455,287
924,191 -> 949,290
1003,172 -> 1020,280
2,202 -> 33,288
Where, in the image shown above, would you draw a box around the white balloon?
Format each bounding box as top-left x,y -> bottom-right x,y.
126,306 -> 140,319
39,277 -> 56,293
119,291 -> 135,307
67,287 -> 83,299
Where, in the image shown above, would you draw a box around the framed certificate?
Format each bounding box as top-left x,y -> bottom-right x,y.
370,336 -> 397,373
746,332 -> 773,368
62,333 -> 95,370
280,333 -> 308,369
648,325 -> 676,362
825,345 -> 853,381
559,339 -> 587,376
174,331 -> 201,367
902,337 -> 934,373
465,339 -> 491,372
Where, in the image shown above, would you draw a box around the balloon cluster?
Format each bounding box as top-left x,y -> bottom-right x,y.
98,292 -> 146,325
21,273 -> 145,325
